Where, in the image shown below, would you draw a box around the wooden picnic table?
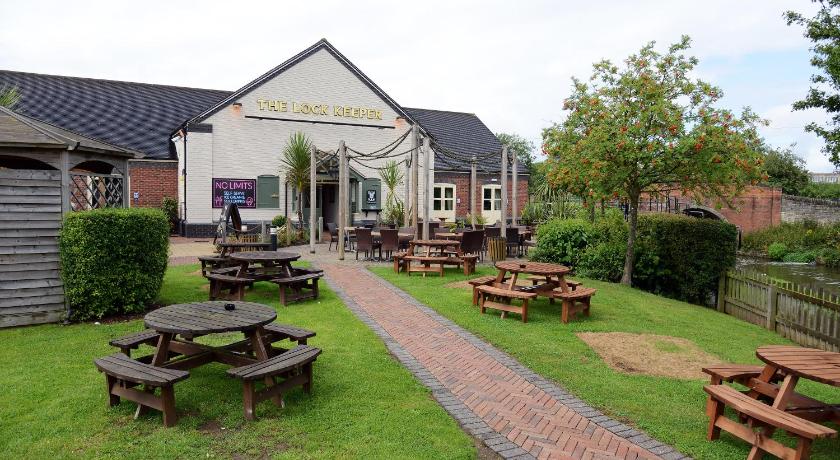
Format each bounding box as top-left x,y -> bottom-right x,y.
751,346 -> 840,423
217,241 -> 272,257
403,239 -> 474,276
493,261 -> 572,294
434,231 -> 461,240
228,251 -> 300,281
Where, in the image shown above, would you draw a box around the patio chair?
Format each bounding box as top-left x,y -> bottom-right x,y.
505,227 -> 520,257
379,229 -> 399,260
326,223 -> 339,251
461,230 -> 485,261
355,228 -> 381,260
398,226 -> 415,250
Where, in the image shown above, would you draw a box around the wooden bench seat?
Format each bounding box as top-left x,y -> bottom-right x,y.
109,330 -> 161,357
702,365 -> 768,386
552,287 -> 596,323
199,255 -> 233,276
206,273 -> 252,301
393,251 -> 408,273
263,323 -> 316,345
704,384 -> 836,459
404,255 -> 478,276
476,285 -> 537,323
94,353 -> 189,427
468,275 -> 499,305
270,273 -> 322,305
227,345 -> 322,420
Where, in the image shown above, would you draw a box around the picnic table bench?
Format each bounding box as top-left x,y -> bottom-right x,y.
476,285 -> 536,322
270,272 -> 321,306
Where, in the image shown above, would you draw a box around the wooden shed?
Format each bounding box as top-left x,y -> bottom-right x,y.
0,106 -> 138,327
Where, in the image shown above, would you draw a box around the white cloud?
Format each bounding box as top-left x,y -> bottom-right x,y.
0,0 -> 832,169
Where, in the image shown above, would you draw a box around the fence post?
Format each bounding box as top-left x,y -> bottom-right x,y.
766,284 -> 778,331
716,274 -> 726,312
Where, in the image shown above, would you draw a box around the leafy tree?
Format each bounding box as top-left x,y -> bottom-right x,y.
279,132 -> 312,227
0,85 -> 18,108
786,2 -> 840,167
762,145 -> 810,195
496,132 -> 535,171
543,36 -> 766,285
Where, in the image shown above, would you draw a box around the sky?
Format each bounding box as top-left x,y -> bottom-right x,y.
0,0 -> 836,172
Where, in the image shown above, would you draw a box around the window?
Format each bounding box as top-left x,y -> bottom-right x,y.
433,184 -> 455,211
257,175 -> 279,208
483,186 -> 501,211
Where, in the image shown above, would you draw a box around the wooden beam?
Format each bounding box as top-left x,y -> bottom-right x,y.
338,141 -> 346,261
309,145 -> 317,254
422,136 -> 431,239
501,145 -> 508,235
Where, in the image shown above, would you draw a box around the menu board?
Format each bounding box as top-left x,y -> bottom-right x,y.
212,178 -> 256,208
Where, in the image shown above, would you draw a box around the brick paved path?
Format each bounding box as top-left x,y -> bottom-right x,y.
321,265 -> 686,460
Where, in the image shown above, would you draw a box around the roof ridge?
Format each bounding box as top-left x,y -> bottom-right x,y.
0,69 -> 231,94
405,107 -> 477,116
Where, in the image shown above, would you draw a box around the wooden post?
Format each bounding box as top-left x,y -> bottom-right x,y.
501,146 -> 508,236
309,146 -> 317,254
285,182 -> 291,246
422,136 -> 431,240
767,284 -> 778,331
404,154 -> 411,227
344,153 -> 351,227
716,274 -> 726,312
338,141 -> 346,261
411,124 -> 419,228
512,151 -> 518,226
470,156 -> 477,229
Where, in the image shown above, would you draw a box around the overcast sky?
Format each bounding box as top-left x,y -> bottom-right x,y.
1,0 -> 835,171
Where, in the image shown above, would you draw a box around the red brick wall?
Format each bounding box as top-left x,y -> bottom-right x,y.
128,161 -> 178,207
644,186 -> 782,234
434,172 -> 529,219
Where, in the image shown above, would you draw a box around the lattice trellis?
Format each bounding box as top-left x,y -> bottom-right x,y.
69,172 -> 124,211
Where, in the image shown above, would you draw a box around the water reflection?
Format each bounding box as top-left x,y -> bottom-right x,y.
736,256 -> 840,298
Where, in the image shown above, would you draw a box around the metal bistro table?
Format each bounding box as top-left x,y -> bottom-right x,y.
141,301 -> 282,415
751,346 -> 840,424
229,251 -> 301,281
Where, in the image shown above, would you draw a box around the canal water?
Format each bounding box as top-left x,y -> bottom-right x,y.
736,256 -> 840,299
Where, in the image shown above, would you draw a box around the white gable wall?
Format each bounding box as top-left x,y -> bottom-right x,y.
183,48 -> 429,225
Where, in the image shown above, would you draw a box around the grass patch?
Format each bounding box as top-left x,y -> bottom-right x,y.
0,263 -> 474,459
370,265 -> 840,459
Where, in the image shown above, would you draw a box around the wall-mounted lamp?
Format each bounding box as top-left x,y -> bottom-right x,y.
232,102 -> 243,107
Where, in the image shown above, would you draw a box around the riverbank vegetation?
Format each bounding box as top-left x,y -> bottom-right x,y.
742,220 -> 840,267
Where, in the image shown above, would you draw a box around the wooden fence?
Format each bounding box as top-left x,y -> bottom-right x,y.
718,270 -> 840,352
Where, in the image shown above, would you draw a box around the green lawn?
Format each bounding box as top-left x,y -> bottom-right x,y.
0,264 -> 475,459
370,265 -> 840,460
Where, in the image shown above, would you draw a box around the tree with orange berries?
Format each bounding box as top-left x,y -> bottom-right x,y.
543,36 -> 766,285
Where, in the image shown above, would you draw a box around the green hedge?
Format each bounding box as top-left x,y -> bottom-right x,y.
59,208 -> 169,320
633,214 -> 738,304
530,218 -> 593,267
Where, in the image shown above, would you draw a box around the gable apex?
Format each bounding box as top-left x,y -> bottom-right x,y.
184,39 -> 413,129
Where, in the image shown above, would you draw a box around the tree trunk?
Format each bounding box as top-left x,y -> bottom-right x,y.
620,193 -> 640,286
588,202 -> 595,223
600,199 -> 605,217
297,189 -> 304,236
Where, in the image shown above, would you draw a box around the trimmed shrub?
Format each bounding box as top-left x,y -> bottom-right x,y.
272,215 -> 287,228
530,218 -> 593,267
160,197 -> 178,233
578,241 -> 626,282
59,208 -> 169,320
633,213 -> 738,304
768,242 -> 788,261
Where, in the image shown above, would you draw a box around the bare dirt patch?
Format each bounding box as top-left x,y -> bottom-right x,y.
445,280 -> 473,290
576,332 -> 724,380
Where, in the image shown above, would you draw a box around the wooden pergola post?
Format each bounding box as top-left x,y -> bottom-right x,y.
411,124 -> 419,228
501,146 -> 508,236
404,152 -> 411,227
512,151 -> 518,226
470,155 -> 477,229
309,145 -> 317,254
338,141 -> 346,260
422,136 -> 431,239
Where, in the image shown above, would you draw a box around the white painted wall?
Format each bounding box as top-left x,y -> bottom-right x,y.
183,48 -> 427,224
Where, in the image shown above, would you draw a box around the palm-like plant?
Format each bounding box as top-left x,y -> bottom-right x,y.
0,85 -> 19,108
280,132 -> 313,227
379,160 -> 404,224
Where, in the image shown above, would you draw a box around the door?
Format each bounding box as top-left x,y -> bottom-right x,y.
482,185 -> 502,224
302,185 -> 322,226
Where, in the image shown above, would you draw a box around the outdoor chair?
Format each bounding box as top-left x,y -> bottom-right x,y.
326,223 -> 339,251
398,226 -> 415,250
355,228 -> 381,260
379,229 -> 400,260
505,227 -> 521,257
461,230 -> 485,261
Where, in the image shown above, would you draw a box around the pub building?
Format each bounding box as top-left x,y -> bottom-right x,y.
0,39 -> 527,236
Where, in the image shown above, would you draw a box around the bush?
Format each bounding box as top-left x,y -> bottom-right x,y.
798,182 -> 840,200
632,214 -> 738,304
530,218 -> 593,267
160,197 -> 178,233
820,247 -> 840,268
272,215 -> 287,228
59,208 -> 169,320
768,242 -> 788,261
578,241 -> 626,282
782,250 -> 817,263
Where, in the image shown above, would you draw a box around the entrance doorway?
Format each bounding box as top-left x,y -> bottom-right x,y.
303,183 -> 339,232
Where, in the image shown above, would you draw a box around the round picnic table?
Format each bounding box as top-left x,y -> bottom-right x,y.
493,261 -> 572,293
229,251 -> 300,280
216,241 -> 272,257
751,345 -> 840,423
408,239 -> 461,256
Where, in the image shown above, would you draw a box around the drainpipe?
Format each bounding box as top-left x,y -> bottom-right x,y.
182,130 -> 188,233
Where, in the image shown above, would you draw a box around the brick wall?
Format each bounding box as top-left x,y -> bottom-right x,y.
651,186 -> 782,234
128,160 -> 178,207
434,171 -> 529,219
782,195 -> 840,225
